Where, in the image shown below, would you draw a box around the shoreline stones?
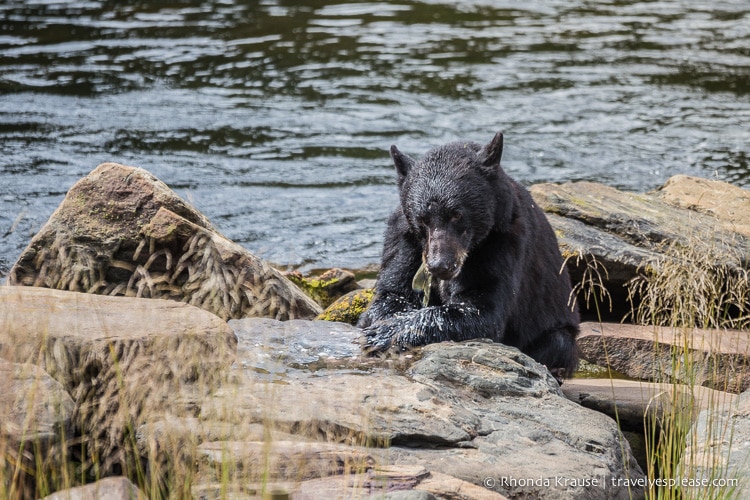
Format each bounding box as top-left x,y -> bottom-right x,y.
577,322 -> 750,393
0,286 -> 238,484
1,290 -> 646,499
4,167 -> 750,499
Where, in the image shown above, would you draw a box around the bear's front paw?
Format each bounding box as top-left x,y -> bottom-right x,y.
361,321 -> 397,354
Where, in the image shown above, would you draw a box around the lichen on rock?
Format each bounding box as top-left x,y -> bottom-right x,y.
316,288 -> 374,324
285,267 -> 358,309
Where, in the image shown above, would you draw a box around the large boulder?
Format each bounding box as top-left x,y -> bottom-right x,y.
7,162 -> 321,320
530,176 -> 750,325
134,318 -> 646,500
0,286 -> 238,479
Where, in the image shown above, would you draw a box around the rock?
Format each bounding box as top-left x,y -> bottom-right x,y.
681,389 -> 750,499
134,318 -> 646,500
577,322 -> 750,392
655,175 -> 750,238
530,176 -> 750,322
286,267 -> 359,308
357,278 -> 377,289
0,286 -> 237,476
1,359 -> 75,499
40,477 -> 146,500
316,288 -> 374,324
8,162 -> 321,320
192,466 -> 506,500
562,378 -> 737,431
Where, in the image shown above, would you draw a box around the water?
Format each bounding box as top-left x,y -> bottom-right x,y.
1,0 -> 749,277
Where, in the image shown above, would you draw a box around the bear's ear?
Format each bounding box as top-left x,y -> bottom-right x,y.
390,145 -> 415,186
478,131 -> 504,175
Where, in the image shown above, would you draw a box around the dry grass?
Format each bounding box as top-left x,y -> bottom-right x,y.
628,237 -> 749,331
10,222 -> 309,322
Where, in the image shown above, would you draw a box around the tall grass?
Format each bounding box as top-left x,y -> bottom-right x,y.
565,230 -> 748,500
627,237 -> 748,500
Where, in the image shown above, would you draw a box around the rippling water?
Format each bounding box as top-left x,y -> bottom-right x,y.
1,0 -> 749,276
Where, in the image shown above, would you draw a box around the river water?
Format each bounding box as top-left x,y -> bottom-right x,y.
1,0 -> 749,276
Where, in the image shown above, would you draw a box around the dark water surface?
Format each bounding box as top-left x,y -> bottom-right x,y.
1,0 -> 749,276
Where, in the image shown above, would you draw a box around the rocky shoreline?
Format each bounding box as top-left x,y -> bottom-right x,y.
2,163 -> 749,499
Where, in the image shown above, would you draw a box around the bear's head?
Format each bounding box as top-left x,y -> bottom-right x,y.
390,131 -> 512,281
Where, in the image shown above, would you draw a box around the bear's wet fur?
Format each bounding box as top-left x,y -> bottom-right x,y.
359,132 -> 580,378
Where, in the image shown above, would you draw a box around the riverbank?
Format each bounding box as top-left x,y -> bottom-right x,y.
2,163 -> 749,499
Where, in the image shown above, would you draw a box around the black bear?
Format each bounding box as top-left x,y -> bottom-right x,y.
358,132 -> 580,378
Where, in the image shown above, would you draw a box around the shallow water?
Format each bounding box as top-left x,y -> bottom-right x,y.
1,0 -> 749,276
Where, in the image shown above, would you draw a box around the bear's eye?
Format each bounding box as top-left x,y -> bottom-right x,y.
450,212 -> 462,223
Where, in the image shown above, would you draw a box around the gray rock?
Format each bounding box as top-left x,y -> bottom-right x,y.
3,286 -> 645,499
137,318 -> 646,500
41,476 -> 146,500
681,390 -> 750,499
530,176 -> 750,323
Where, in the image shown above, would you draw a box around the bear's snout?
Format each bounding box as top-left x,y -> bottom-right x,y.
426,227 -> 466,280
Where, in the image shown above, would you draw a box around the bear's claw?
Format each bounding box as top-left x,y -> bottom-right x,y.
361,323 -> 395,354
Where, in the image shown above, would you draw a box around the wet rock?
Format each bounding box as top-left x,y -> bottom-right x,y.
577,322 -> 750,392
8,162 -> 321,320
1,359 -> 75,499
229,318 -> 364,371
134,318 -> 646,500
40,477 -> 146,500
529,176 -> 750,319
0,285 -> 237,475
681,389 -> 750,499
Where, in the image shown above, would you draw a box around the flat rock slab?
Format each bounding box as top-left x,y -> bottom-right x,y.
8,162 -> 320,320
136,318 -> 646,500
0,286 -> 236,376
577,322 -> 750,392
192,465 -> 510,500
562,378 -> 737,430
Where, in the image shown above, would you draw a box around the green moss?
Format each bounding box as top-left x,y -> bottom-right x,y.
316,289 -> 374,324
573,360 -> 632,380
287,273 -> 344,308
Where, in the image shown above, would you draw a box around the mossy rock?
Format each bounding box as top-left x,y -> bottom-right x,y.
287,268 -> 358,309
317,288 -> 374,324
